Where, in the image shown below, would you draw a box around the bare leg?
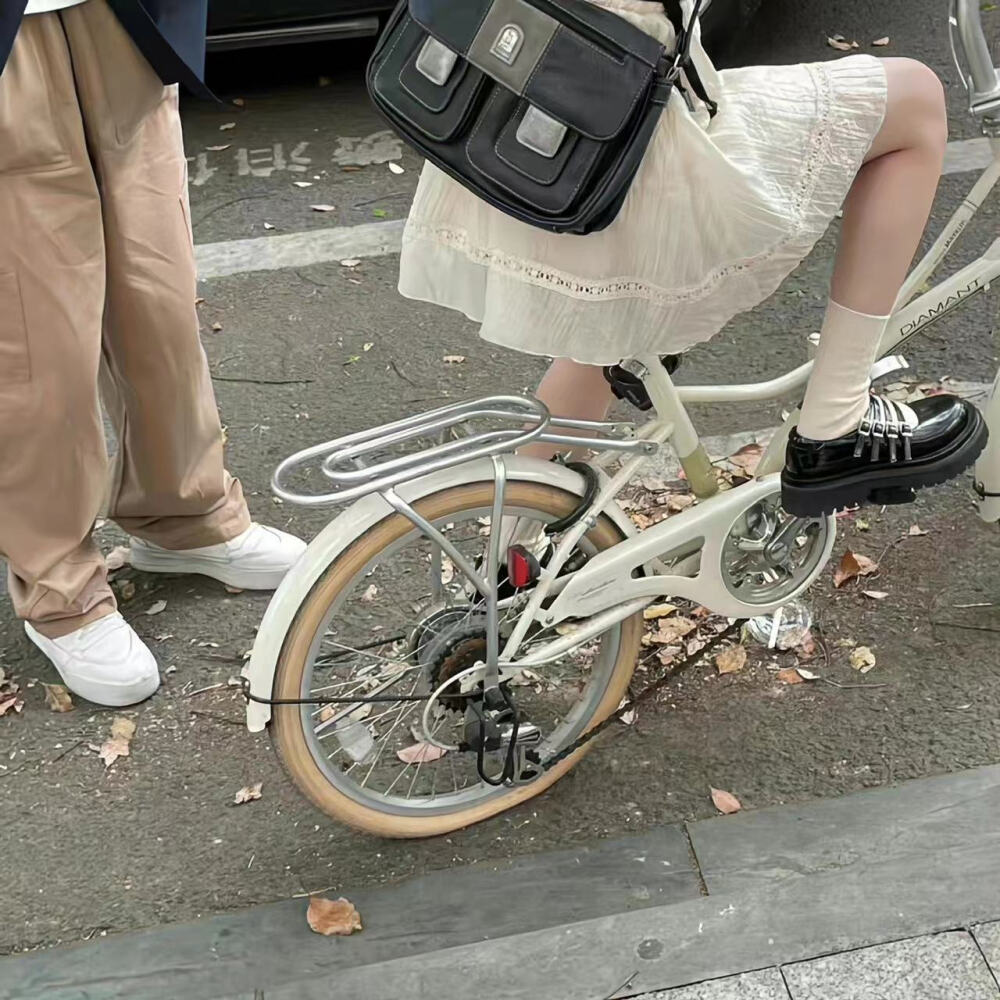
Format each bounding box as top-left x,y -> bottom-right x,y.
521,357 -> 616,461
798,58 -> 947,439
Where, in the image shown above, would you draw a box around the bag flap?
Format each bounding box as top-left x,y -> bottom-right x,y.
408,0 -> 664,140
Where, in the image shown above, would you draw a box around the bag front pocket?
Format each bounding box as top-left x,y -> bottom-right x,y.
0,272 -> 32,385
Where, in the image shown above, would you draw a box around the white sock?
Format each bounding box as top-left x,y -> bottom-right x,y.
797,300 -> 891,441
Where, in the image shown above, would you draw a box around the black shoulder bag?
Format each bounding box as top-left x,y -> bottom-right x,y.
366,0 -> 715,235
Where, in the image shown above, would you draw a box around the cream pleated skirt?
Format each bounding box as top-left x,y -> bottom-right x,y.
397,0 -> 888,365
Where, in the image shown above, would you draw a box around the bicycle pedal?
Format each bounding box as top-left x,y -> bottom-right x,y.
603,356 -> 682,411
868,485 -> 917,505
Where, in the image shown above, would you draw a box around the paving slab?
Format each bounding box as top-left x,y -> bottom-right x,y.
640,969 -> 790,999
974,923 -> 1000,981
782,933 -> 1000,1000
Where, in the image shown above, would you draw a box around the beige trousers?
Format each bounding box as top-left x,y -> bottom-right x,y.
0,1 -> 250,637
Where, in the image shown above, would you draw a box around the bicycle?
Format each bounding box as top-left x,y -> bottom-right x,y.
240,0 -> 1000,837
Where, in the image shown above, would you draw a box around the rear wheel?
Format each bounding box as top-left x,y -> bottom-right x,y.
272,479 -> 644,838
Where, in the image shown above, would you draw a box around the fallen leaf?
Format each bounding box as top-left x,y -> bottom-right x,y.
43,683 -> 74,713
863,590 -> 889,601
833,550 -> 879,587
205,144 -> 230,152
119,579 -> 136,601
794,630 -> 817,660
710,787 -> 742,815
396,742 -> 448,763
233,782 -> 263,805
872,36 -> 890,46
373,208 -> 388,218
715,644 -> 747,675
310,204 -> 336,212
908,525 -> 929,537
340,258 -> 361,268
218,122 -> 236,131
361,584 -> 378,602
263,222 -> 276,230
211,322 -> 223,332
856,518 -> 871,532
647,616 -> 697,645
777,667 -> 804,685
643,603 -> 677,620
99,716 -> 136,767
728,443 -> 764,477
443,355 -> 466,364
145,600 -> 167,616
849,645 -> 877,673
104,545 -> 131,572
796,667 -> 820,681
293,180 -> 313,188
388,162 -> 405,174
306,896 -> 363,936
232,97 -> 245,107
665,493 -> 696,513
0,690 -> 24,716
826,34 -> 858,51
363,342 -> 374,352
225,585 -> 244,594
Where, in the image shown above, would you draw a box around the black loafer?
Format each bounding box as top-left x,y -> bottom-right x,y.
782,393 -> 988,517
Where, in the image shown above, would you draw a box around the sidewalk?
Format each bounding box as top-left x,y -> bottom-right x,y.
4,764 -> 1000,999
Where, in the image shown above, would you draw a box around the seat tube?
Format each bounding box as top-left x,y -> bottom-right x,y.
637,356 -> 719,498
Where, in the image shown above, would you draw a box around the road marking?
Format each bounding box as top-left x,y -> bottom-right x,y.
196,219 -> 405,279
194,138 -> 996,281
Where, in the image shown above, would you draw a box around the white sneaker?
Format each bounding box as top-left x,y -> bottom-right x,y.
25,613 -> 160,708
129,523 -> 306,590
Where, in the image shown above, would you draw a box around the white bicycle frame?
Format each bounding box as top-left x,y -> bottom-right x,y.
244,0 -> 1000,730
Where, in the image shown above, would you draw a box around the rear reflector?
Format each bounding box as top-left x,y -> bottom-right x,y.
506,544 -> 540,589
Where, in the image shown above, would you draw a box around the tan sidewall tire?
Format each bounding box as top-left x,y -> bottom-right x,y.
272,481 -> 644,839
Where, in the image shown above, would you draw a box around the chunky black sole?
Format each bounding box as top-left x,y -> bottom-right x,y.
781,410 -> 989,517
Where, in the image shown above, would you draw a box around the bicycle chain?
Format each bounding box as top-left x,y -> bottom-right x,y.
535,618 -> 745,774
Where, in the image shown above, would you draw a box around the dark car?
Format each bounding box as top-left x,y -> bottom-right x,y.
206,0 -> 761,52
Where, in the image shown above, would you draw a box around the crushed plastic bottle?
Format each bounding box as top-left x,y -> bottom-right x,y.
744,599 -> 813,651
334,718 -> 377,764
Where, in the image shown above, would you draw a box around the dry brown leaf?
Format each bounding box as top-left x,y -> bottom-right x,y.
388,162 -> 405,175
648,616 -> 697,645
643,603 -> 677,620
104,546 -> 131,572
715,644 -> 747,675
827,35 -> 855,51
306,896 -> 363,936
728,443 -> 764,477
145,600 -> 167,616
0,690 -> 24,716
849,645 -> 877,673
657,646 -> 679,667
777,667 -> 804,685
218,121 -> 236,131
397,742 -> 448,764
797,667 -> 820,681
310,204 -> 337,212
234,782 -> 263,805
872,36 -> 890,46
908,525 -> 929,537
710,787 -> 742,815
119,579 -> 136,601
833,550 -> 879,588
43,683 -> 74,713
443,355 -> 466,364
361,584 -> 378,603
224,585 -> 244,594
99,716 -> 136,768
863,590 -> 889,601
794,630 -> 817,660
211,322 -> 223,333
340,258 -> 360,267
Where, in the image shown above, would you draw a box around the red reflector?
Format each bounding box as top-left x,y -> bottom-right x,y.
506,545 -> 537,589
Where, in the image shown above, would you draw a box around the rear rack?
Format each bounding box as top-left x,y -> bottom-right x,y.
272,393 -> 655,506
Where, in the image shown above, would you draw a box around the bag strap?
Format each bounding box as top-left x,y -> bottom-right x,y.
665,0 -> 718,117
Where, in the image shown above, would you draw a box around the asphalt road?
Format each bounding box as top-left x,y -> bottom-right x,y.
3,0 -> 1000,958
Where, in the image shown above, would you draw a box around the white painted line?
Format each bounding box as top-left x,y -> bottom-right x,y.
194,139 -> 995,282
195,218 -> 404,280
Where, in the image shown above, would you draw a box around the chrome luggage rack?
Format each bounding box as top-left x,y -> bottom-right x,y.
271,394 -> 654,506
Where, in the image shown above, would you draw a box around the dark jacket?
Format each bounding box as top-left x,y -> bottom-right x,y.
0,0 -> 212,98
